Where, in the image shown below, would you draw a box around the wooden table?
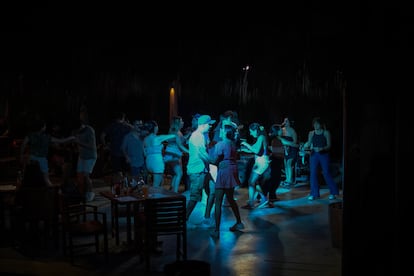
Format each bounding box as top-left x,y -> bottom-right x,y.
0,184 -> 16,193
100,187 -> 184,246
0,184 -> 17,230
100,191 -> 140,246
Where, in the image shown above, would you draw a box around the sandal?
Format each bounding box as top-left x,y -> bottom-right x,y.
229,222 -> 245,232
241,204 -> 255,210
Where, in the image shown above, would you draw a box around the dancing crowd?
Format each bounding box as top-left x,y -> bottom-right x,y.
18,107 -> 340,238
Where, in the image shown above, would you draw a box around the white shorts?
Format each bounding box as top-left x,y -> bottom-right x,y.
253,155 -> 270,175
77,158 -> 97,174
29,156 -> 48,173
146,154 -> 165,174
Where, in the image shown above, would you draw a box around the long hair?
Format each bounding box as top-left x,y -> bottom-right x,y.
312,117 -> 326,129
269,124 -> 282,138
143,120 -> 158,134
249,122 -> 268,155
223,124 -> 237,141
249,122 -> 266,136
169,116 -> 183,133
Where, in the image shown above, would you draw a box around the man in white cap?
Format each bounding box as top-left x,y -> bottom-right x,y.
186,114 -> 216,227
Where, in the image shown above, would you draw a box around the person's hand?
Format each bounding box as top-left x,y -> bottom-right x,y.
239,147 -> 250,153
313,147 -> 324,153
302,142 -> 310,150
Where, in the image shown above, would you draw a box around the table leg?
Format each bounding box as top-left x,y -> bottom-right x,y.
126,203 -> 132,244
111,201 -> 115,238
134,202 -> 144,253
114,203 -> 119,246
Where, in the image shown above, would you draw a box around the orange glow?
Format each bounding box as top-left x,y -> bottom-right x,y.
169,87 -> 177,122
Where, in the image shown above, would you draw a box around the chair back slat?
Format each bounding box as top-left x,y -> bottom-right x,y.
143,195 -> 187,271
145,198 -> 186,232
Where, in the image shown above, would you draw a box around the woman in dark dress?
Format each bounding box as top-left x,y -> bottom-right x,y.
209,123 -> 244,238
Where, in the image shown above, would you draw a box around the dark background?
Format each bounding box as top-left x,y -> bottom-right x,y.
1,2 -> 356,159
1,2 -> 409,275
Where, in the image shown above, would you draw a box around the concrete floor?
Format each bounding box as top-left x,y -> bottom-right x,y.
0,179 -> 342,276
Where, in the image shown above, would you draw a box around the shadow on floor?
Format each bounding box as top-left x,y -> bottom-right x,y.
0,180 -> 342,276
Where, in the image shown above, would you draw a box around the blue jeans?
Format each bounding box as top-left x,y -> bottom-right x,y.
309,152 -> 339,197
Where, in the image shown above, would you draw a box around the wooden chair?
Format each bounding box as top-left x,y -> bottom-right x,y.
61,203 -> 108,264
12,186 -> 60,250
142,195 -> 187,271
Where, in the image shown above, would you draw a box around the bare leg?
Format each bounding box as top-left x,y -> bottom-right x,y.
213,189 -> 225,232
171,162 -> 183,193
286,158 -> 294,184
225,188 -> 241,223
247,172 -> 259,206
152,173 -> 164,187
204,179 -> 215,218
254,184 -> 267,202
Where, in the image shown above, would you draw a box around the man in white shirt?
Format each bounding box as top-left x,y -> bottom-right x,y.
186,115 -> 216,226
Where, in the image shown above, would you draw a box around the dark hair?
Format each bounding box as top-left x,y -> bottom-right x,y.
249,122 -> 266,136
269,124 -> 281,138
223,124 -> 237,141
312,117 -> 326,129
169,116 -> 183,133
282,117 -> 294,127
115,112 -> 126,120
222,110 -> 240,125
191,113 -> 201,130
143,120 -> 158,134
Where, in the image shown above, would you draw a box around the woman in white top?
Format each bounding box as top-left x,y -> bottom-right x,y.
143,120 -> 176,187
239,122 -> 270,209
280,117 -> 299,187
163,116 -> 189,192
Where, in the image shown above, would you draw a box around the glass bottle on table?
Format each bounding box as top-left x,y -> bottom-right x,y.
114,182 -> 121,196
111,171 -> 123,196
136,176 -> 145,197
123,175 -> 129,195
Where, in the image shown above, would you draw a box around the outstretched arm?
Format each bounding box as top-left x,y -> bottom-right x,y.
155,134 -> 177,144
241,135 -> 265,155
51,135 -> 76,144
